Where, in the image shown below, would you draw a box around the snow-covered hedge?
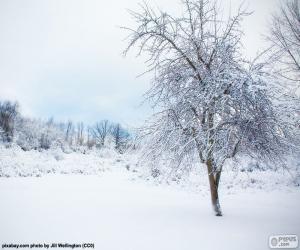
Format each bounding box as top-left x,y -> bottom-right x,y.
0,145 -> 299,194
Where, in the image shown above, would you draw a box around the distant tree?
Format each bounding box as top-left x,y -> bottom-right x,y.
76,122 -> 85,146
123,0 -> 299,215
110,123 -> 130,153
87,126 -> 96,149
0,101 -> 19,142
15,117 -> 65,151
40,118 -> 55,150
267,0 -> 300,84
15,117 -> 41,151
92,120 -> 111,147
0,126 -> 4,141
40,133 -> 51,150
65,120 -> 73,143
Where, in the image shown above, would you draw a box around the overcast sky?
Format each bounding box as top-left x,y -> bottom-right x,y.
0,0 -> 280,126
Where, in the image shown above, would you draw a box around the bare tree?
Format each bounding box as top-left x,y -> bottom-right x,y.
92,120 -> 110,147
123,0 -> 298,216
267,0 -> 300,84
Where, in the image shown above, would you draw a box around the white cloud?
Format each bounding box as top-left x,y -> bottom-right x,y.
0,0 -> 281,126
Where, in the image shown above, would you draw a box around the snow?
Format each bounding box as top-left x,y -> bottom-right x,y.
0,145 -> 300,250
1,145 -> 299,192
0,145 -> 132,177
0,173 -> 300,250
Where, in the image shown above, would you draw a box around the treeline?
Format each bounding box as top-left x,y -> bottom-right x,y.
0,100 -> 132,153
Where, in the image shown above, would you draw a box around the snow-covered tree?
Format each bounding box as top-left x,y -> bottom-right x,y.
267,0 -> 300,85
123,0 -> 299,216
0,101 -> 19,143
64,120 -> 74,145
110,123 -> 130,153
16,118 -> 42,150
76,122 -> 85,146
16,117 -> 65,151
0,126 -> 4,143
92,120 -> 111,147
87,126 -> 96,149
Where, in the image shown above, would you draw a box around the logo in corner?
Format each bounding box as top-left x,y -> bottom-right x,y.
269,235 -> 298,249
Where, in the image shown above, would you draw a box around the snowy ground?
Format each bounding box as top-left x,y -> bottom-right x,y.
0,172 -> 300,250
0,146 -> 300,250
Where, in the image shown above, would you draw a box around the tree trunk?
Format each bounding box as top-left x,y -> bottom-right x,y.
204,108 -> 222,216
206,159 -> 222,216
